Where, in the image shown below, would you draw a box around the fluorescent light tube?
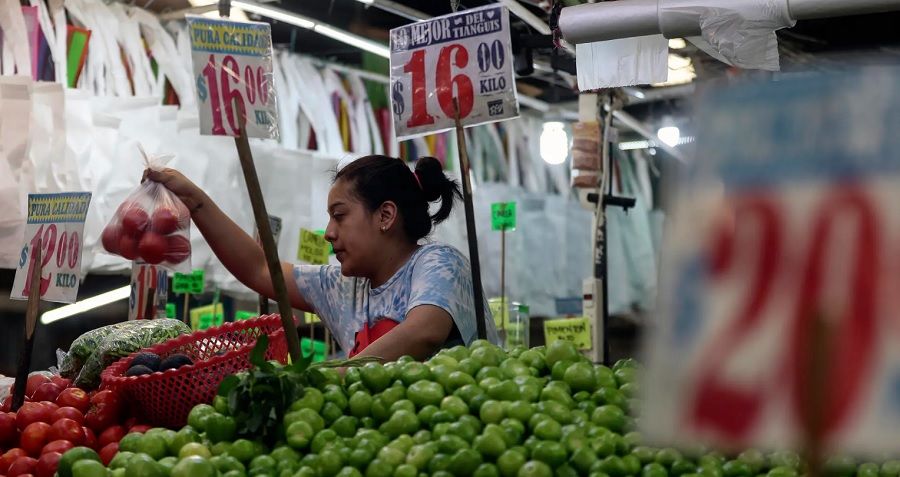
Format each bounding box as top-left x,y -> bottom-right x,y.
41,286 -> 131,324
231,1 -> 316,29
313,24 -> 390,58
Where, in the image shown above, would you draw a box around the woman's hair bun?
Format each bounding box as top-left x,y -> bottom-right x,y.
415,156 -> 461,225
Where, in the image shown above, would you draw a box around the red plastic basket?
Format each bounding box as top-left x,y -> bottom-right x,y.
101,314 -> 293,429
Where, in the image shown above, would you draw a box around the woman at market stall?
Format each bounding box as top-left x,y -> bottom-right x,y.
146,155 -> 499,362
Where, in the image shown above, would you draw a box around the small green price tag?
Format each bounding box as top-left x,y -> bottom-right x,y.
235,310 -> 256,321
298,228 -> 330,265
190,303 -> 223,330
165,303 -> 176,319
301,338 -> 327,362
544,317 -> 592,350
198,313 -> 224,330
173,270 -> 205,294
491,202 -> 516,231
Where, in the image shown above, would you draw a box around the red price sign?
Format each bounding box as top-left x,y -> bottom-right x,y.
129,261 -> 168,321
11,193 -> 92,304
389,5 -> 519,140
641,69 -> 900,455
186,15 -> 278,139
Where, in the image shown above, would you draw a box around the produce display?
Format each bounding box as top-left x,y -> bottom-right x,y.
0,376 -> 148,477
7,339 -> 811,477
59,320 -> 192,390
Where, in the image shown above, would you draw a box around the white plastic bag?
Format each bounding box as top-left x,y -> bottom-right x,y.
98,146 -> 191,272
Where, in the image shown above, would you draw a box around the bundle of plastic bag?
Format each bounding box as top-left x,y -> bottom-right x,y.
100,145 -> 191,272
74,318 -> 192,389
58,321 -> 146,378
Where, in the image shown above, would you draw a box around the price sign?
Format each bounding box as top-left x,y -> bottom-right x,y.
11,193 -> 92,304
173,270 -> 205,295
641,68 -> 900,455
543,317 -> 592,350
298,228 -> 329,265
235,310 -> 256,321
190,303 -> 224,330
491,202 -> 516,231
186,15 -> 278,139
254,215 -> 283,246
305,312 -> 320,324
129,260 -> 168,320
389,5 -> 519,140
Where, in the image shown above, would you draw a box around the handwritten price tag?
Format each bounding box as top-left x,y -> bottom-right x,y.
543,317 -> 592,350
491,202 -> 516,231
173,270 -> 205,295
389,5 -> 519,141
641,68 -> 900,455
186,15 -> 278,139
11,193 -> 92,304
298,229 -> 330,265
190,303 -> 223,330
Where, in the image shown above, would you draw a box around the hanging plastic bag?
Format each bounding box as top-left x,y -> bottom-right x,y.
99,145 -> 192,272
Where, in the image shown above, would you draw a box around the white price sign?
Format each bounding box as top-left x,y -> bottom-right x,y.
11,193 -> 92,304
641,67 -> 900,456
186,15 -> 279,139
389,5 -> 519,141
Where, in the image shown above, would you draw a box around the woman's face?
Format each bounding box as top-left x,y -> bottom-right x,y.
324,180 -> 382,277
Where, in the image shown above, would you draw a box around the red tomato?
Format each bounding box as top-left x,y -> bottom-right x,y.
164,235 -> 191,264
48,377 -> 69,390
0,413 -> 15,445
0,449 -> 27,473
118,234 -> 139,260
123,418 -> 138,430
39,440 -> 73,457
97,426 -> 125,448
30,385 -> 62,405
15,404 -> 49,431
54,390 -> 89,415
48,420 -> 82,447
138,232 -> 167,265
98,443 -> 118,467
7,456 -> 37,477
49,408 -> 83,426
19,423 -> 50,457
24,377 -> 50,400
126,425 -> 151,435
34,452 -> 61,477
92,391 -> 122,412
150,208 -> 179,234
120,208 -> 149,236
38,403 -> 57,416
82,428 -> 97,451
1,396 -> 11,413
100,226 -> 121,254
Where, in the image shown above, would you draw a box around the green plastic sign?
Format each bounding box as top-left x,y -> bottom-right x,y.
491,202 -> 516,231
165,303 -> 176,319
173,270 -> 205,294
301,338 -> 327,362
235,310 -> 256,321
298,228 -> 330,265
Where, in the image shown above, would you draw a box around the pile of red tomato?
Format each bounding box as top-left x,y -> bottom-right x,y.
0,375 -> 145,477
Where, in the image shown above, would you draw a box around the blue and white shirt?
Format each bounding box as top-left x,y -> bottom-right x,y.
293,242 -> 500,353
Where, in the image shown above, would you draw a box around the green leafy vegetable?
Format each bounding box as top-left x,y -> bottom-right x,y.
217,335 -> 379,446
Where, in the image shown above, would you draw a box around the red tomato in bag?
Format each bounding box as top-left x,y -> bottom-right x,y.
150,208 -> 179,234
138,232 -> 167,265
121,208 -> 149,236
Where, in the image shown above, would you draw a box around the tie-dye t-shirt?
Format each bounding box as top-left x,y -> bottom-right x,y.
293,242 -> 500,354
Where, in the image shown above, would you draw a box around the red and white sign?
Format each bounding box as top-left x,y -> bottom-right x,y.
129,260 -> 168,321
389,5 -> 519,141
11,193 -> 92,303
641,68 -> 900,456
186,15 -> 278,139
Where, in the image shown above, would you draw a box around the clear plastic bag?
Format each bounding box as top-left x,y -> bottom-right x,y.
99,145 -> 191,273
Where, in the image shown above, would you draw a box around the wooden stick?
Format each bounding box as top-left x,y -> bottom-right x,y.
453,99 -> 487,340
232,99 -> 304,363
325,328 -> 331,358
258,294 -> 269,316
183,294 -> 190,325
144,287 -> 156,320
12,239 -> 43,411
500,228 -> 506,347
802,313 -> 830,477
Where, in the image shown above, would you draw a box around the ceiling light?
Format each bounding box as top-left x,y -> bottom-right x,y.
313,24 -> 390,58
668,38 -> 687,49
657,126 -> 681,147
540,122 -> 569,165
231,1 -> 315,28
41,286 -> 131,324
